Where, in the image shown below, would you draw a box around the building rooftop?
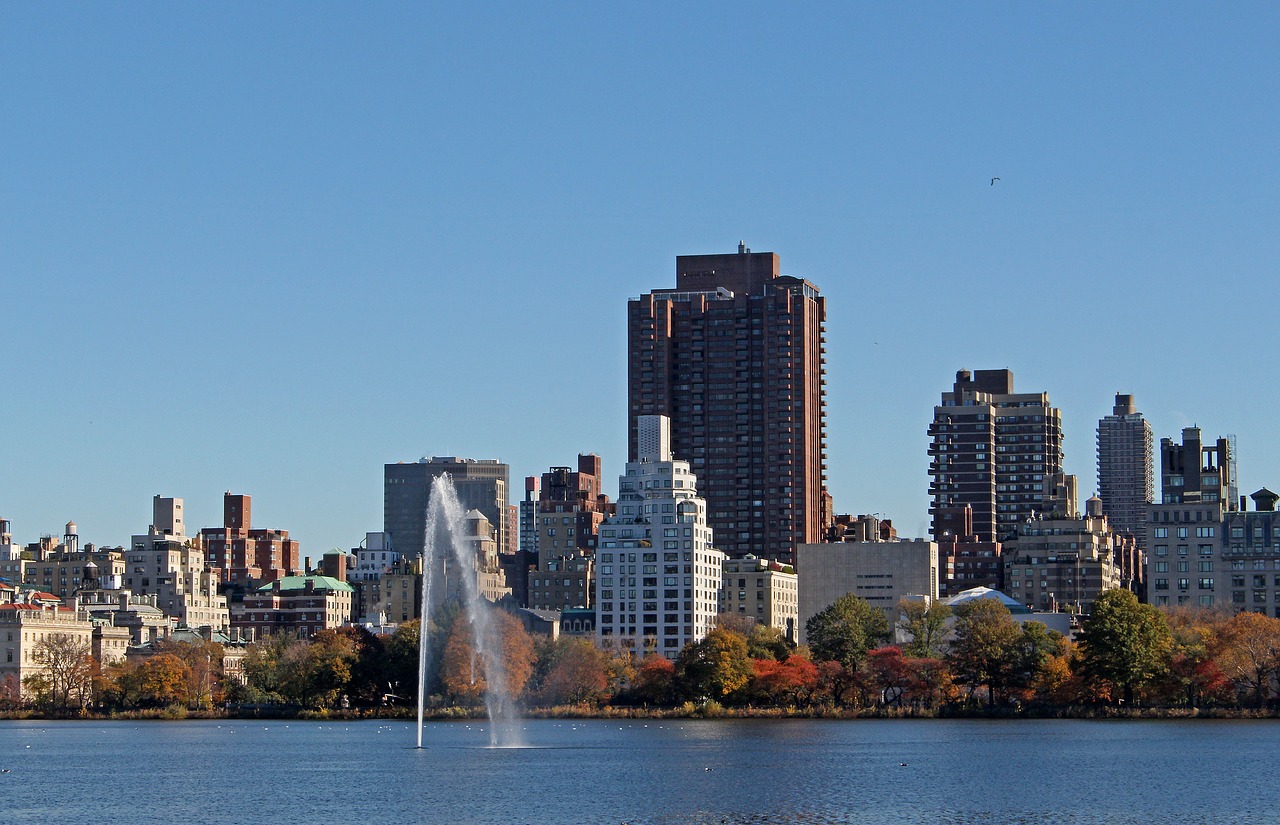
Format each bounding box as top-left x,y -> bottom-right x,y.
943,586 -> 1031,614
256,575 -> 354,593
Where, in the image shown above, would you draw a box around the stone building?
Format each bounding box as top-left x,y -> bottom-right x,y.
719,554 -> 799,642
596,415 -> 725,658
1001,479 -> 1124,614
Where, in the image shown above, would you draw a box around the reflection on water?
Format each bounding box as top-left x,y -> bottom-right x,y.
1,718 -> 1275,825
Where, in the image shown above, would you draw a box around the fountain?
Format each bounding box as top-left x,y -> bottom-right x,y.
416,473 -> 521,748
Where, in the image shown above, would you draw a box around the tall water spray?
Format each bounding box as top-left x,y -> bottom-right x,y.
416,474 -> 521,748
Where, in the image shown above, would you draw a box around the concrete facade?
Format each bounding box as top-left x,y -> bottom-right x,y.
1144,427 -> 1280,614
1096,393 -> 1154,551
1002,484 -> 1125,614
796,539 -> 939,642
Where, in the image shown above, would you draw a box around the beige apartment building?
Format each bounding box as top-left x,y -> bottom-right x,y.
719,555 -> 799,641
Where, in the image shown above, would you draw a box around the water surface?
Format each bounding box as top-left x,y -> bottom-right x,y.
1,718 -> 1273,824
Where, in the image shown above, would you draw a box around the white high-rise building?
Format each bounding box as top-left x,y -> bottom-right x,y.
596,415 -> 724,659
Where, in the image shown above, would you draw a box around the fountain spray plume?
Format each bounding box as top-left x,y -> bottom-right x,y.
416,473 -> 522,748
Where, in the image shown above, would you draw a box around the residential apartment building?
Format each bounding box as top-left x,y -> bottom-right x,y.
234,575 -> 355,639
719,554 -> 799,642
129,496 -> 229,631
200,493 -> 302,587
929,369 -> 1064,542
1001,477 -> 1124,614
933,504 -> 1003,596
1096,393 -> 1154,551
384,456 -> 512,558
527,455 -> 614,612
796,539 -> 939,642
627,245 -> 828,564
596,415 -> 725,658
1143,427 -> 1280,614
349,531 -> 399,623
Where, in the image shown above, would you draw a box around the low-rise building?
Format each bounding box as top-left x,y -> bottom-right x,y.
796,539 -> 939,643
0,601 -> 96,702
719,555 -> 799,642
234,575 -> 355,639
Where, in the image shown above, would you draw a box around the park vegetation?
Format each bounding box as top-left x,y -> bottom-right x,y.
12,590 -> 1280,718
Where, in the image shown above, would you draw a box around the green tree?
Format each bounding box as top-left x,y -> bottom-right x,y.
946,597 -> 1024,707
675,628 -> 753,701
898,598 -> 952,658
1078,589 -> 1173,705
746,624 -> 793,661
805,594 -> 890,670
241,632 -> 310,704
299,629 -> 360,708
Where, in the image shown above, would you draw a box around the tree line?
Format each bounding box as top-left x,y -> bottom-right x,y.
11,590 -> 1280,715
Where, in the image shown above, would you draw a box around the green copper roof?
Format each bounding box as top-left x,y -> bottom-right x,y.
256,575 -> 354,593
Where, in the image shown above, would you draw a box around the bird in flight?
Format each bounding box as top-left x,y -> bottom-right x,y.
991,177 -> 1001,186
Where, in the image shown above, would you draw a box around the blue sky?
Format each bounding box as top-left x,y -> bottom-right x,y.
3,3 -> 1277,552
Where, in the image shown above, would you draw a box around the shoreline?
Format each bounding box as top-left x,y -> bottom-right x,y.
4,705 -> 1277,722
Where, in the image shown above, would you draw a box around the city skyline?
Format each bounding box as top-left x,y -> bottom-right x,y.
5,4 -> 1279,551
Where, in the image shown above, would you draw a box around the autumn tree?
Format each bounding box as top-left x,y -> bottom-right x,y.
440,608 -> 534,707
898,599 -> 951,658
138,654 -> 192,706
297,629 -> 360,708
151,638 -> 225,708
538,639 -> 612,706
805,594 -> 890,671
1161,607 -> 1231,707
863,646 -> 911,707
24,633 -> 95,713
748,654 -> 819,706
241,632 -> 311,704
1078,589 -> 1172,705
675,627 -> 753,701
629,656 -> 677,706
1213,610 -> 1280,708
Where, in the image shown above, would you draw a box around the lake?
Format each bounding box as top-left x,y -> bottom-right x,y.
2,717 -> 1275,824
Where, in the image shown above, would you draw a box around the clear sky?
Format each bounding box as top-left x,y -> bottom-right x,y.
3,3 -> 1277,554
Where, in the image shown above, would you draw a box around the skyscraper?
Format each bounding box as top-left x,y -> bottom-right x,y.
627,244 -> 827,564
1096,393 -> 1154,549
595,415 -> 724,658
383,457 -> 510,558
928,369 -> 1064,543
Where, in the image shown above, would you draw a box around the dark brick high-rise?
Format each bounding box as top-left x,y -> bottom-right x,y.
928,369 -> 1064,543
628,244 -> 828,564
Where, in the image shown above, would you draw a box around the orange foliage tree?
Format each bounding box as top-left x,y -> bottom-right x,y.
440,608 -> 535,706
1212,610 -> 1280,708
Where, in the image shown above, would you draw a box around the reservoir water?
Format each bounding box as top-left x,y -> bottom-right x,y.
2,717 -> 1276,824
